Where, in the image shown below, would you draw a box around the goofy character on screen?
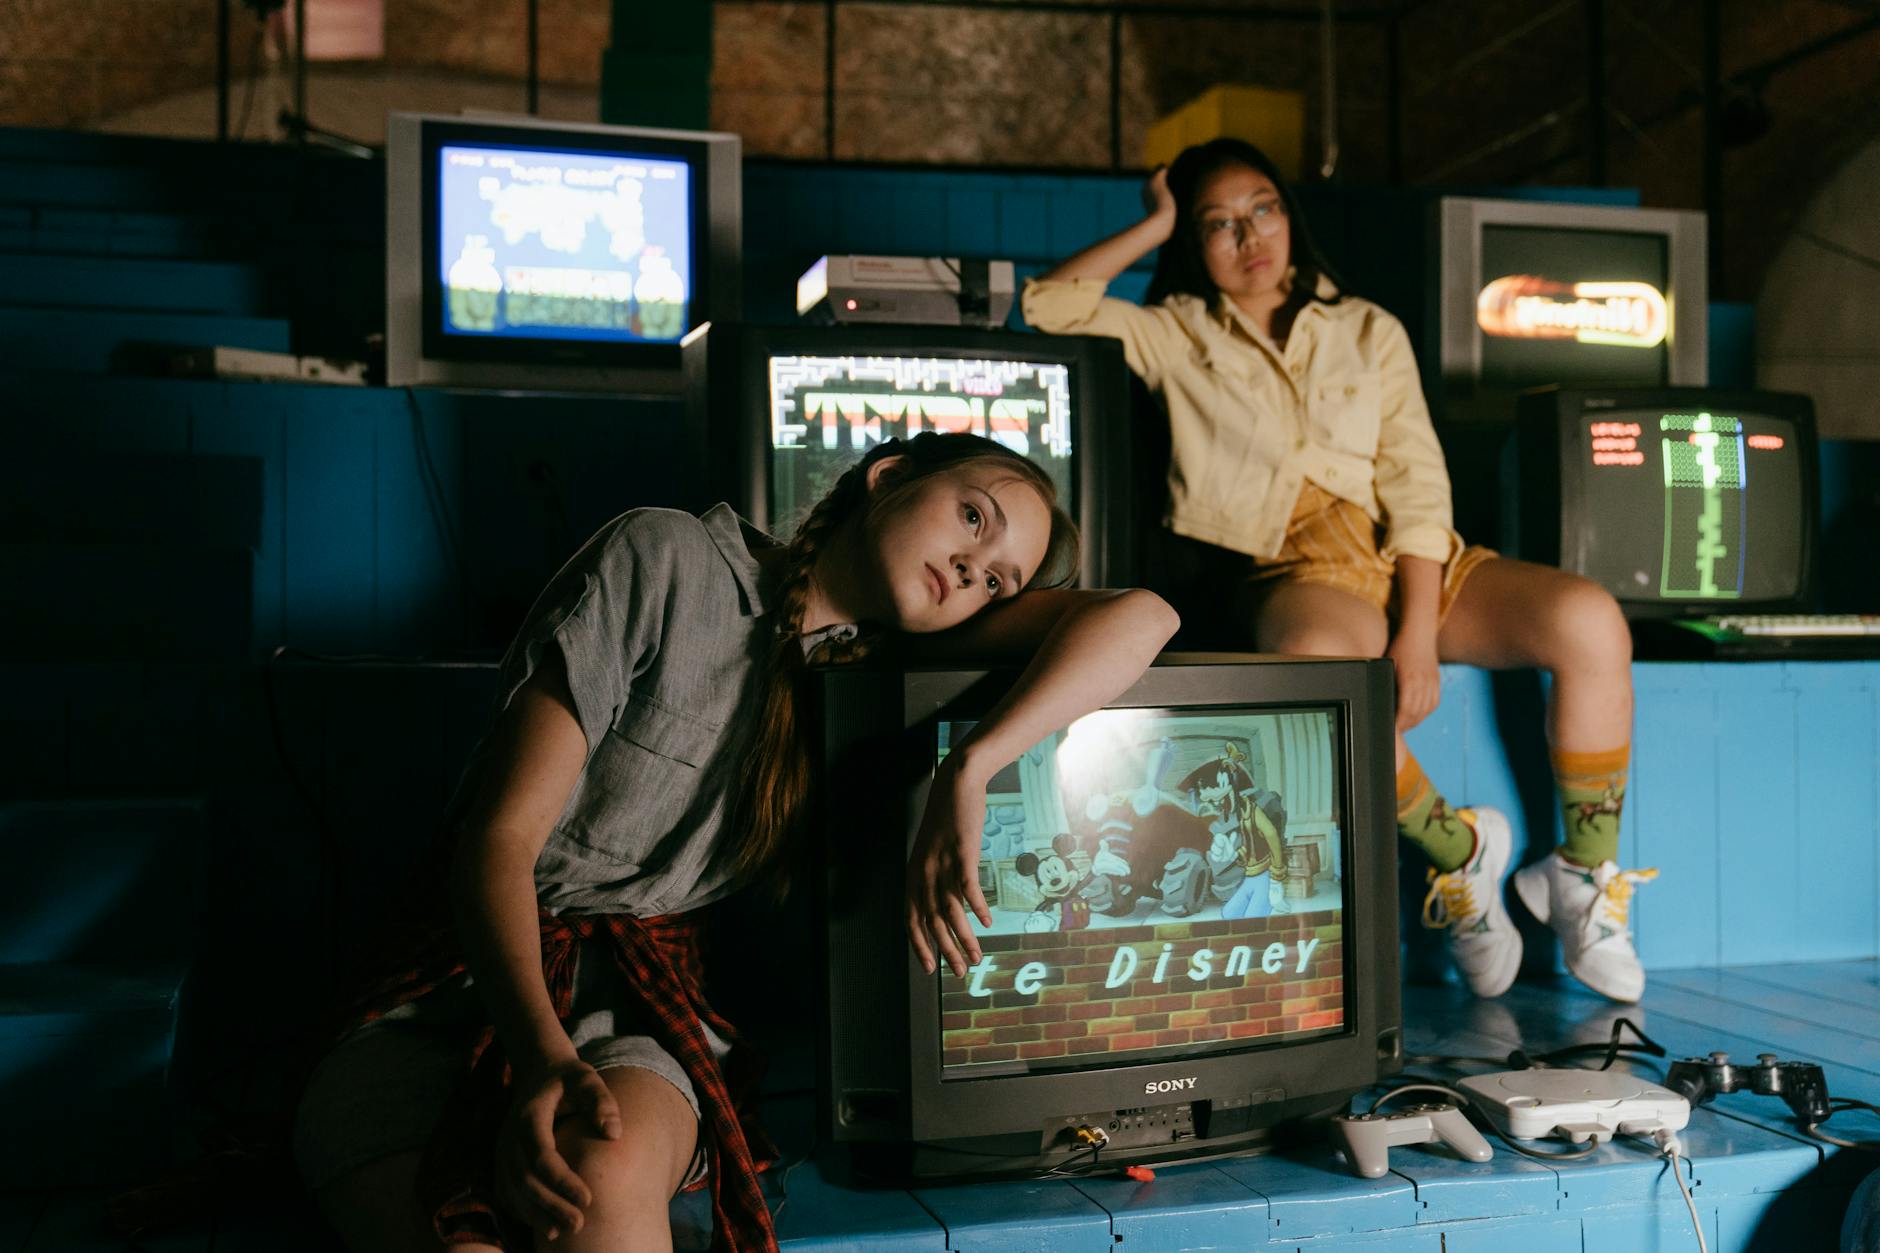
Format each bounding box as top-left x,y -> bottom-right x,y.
1180,742 -> 1288,919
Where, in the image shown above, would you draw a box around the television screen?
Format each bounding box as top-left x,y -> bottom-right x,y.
1579,407 -> 1805,602
1512,388 -> 1817,616
1433,199 -> 1706,423
937,705 -> 1346,1080
1477,225 -> 1669,389
437,142 -> 693,345
687,324 -> 1135,588
387,113 -> 739,395
766,352 -> 1075,531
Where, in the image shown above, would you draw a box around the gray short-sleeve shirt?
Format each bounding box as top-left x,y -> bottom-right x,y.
467,502 -> 784,917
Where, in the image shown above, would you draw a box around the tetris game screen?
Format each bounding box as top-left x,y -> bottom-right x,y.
1579,408 -> 1806,603
1477,225 -> 1670,389
934,707 -> 1347,1079
437,143 -> 693,344
765,354 -> 1075,528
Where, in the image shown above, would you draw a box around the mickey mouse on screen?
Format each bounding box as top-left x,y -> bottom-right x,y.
1016,833 -> 1094,933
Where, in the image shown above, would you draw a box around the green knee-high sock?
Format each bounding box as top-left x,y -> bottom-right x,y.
1552,743 -> 1629,867
1396,754 -> 1474,873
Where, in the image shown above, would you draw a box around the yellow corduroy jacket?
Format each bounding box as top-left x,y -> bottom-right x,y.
1021,275 -> 1461,565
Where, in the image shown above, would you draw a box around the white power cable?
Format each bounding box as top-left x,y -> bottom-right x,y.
1638,1127 -> 1706,1253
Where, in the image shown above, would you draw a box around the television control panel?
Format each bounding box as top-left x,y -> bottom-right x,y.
1050,1100 -> 1197,1155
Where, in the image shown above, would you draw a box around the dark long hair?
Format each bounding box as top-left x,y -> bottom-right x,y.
1144,138 -> 1344,342
728,432 -> 1081,892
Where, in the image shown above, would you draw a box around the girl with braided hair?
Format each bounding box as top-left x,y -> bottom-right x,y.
292,431 -> 1179,1253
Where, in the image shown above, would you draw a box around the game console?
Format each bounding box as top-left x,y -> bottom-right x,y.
1457,1069 -> 1690,1144
171,346 -> 368,386
1330,1103 -> 1494,1178
795,255 -> 1016,327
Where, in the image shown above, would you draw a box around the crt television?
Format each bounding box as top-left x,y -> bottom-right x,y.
684,323 -> 1135,589
1432,198 -> 1707,422
386,112 -> 740,394
1509,386 -> 1818,619
815,654 -> 1402,1182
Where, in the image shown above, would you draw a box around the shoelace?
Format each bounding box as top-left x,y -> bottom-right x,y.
1420,866 -> 1478,931
1589,864 -> 1659,935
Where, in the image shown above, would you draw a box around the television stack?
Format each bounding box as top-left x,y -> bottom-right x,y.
1424,196 -> 1873,657
680,255 -> 1408,1182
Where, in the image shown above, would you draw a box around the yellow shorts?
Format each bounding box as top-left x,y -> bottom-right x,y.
1245,482 -> 1496,625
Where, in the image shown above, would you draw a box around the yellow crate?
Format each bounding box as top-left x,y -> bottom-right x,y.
1143,84 -> 1305,180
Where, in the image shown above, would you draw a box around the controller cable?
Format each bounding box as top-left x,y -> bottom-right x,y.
1405,1015 -> 1667,1074
1806,1097 -> 1880,1151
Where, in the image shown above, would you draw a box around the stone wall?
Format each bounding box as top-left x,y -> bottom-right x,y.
711,1 -> 1389,178
0,0 -> 219,130
7,0 -> 1879,303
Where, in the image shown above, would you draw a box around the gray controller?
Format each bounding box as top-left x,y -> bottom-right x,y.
1331,1103 -> 1495,1178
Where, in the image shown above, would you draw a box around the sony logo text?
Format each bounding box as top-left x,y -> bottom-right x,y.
1144,1077 -> 1199,1095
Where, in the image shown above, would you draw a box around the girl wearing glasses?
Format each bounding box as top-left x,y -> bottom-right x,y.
1024,138 -> 1649,1007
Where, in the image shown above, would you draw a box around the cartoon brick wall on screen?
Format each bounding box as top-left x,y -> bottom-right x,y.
938,708 -> 1347,1074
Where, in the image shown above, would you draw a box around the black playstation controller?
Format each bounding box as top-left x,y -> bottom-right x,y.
1663,1051 -> 1832,1127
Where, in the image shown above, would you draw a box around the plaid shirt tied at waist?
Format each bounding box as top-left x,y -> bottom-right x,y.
339,908 -> 780,1252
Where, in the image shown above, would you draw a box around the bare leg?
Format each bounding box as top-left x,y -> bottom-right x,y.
548,1065 -> 701,1253
314,1149 -> 502,1253
1435,558 -> 1633,752
1251,580 -> 1402,762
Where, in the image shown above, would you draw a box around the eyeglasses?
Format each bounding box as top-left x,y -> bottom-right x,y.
1198,200 -> 1287,249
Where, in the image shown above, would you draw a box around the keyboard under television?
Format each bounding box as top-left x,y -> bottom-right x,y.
1701,613 -> 1880,637
1631,612 -> 1880,660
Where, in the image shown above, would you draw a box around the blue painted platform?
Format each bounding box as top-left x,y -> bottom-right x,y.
4,963 -> 1875,1250
716,966 -> 1875,1253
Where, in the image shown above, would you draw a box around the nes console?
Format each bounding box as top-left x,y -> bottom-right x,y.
796,255 -> 1015,328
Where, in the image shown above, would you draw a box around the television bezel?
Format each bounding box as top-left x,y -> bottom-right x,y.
814,654 -> 1402,1177
1513,386 -> 1819,619
385,112 -> 740,395
683,321 -> 1137,590
1432,198 -> 1708,422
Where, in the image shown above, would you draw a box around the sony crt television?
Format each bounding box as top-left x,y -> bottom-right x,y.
1509,387 -> 1818,618
683,323 -> 1135,588
386,112 -> 740,394
815,654 -> 1402,1182
1431,198 -> 1708,422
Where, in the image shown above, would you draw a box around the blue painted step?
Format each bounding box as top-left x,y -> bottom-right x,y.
0,307 -> 289,373
0,544 -> 252,660
0,801 -> 203,1187
0,800 -> 204,964
2,253 -> 263,316
0,454 -> 262,551
0,206 -> 239,261
0,958 -> 190,1187
0,125 -> 221,165
0,144 -> 383,226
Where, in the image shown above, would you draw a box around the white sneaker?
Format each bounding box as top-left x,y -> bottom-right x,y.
1513,852 -> 1657,1003
1420,807 -> 1522,999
